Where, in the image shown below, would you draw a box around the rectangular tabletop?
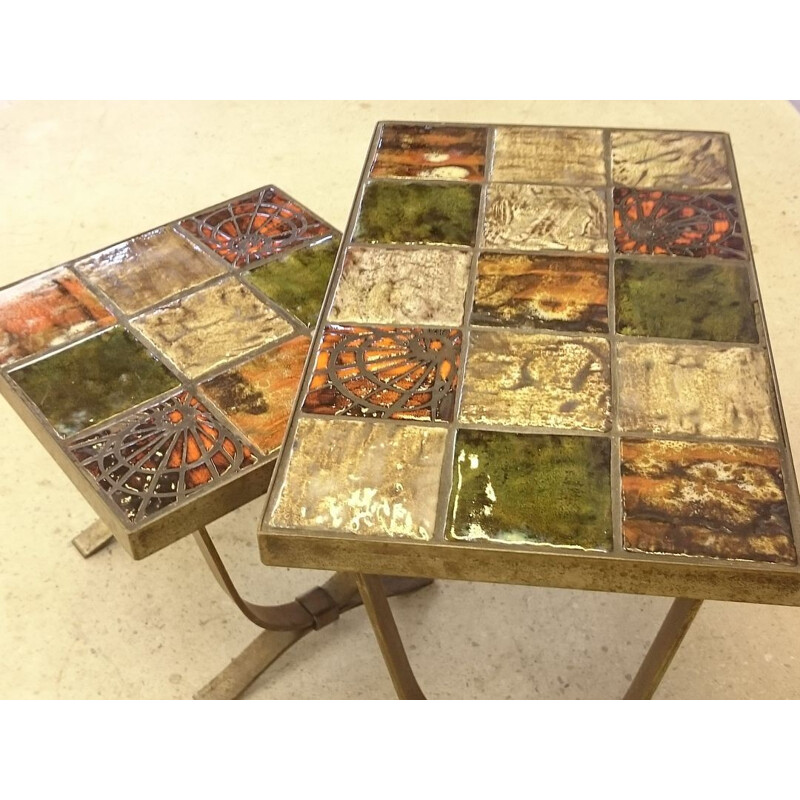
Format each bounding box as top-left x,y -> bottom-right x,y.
0,185 -> 340,558
259,122 -> 800,606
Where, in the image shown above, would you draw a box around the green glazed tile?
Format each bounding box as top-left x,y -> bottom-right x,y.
246,236 -> 340,327
353,181 -> 481,246
11,327 -> 179,436
616,259 -> 758,343
447,429 -> 612,550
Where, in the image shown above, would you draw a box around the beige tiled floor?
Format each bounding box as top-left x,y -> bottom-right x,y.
1,101 -> 799,699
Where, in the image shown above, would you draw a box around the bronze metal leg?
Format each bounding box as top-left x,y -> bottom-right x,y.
72,520 -> 114,558
355,572 -> 426,700
624,597 -> 703,700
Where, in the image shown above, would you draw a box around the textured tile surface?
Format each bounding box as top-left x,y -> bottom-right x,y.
622,438 -> 795,564
618,341 -> 778,440
270,417 -> 447,538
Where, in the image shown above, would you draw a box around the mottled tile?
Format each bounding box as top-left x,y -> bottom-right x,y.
611,130 -> 732,190
70,391 -> 257,526
330,247 -> 471,327
473,253 -> 608,332
0,267 -> 114,367
622,438 -> 795,564
303,325 -> 461,422
353,181 -> 481,246
72,227 -> 226,314
614,188 -> 746,259
131,278 -> 293,379
371,124 -> 487,181
483,184 -> 608,253
618,341 -> 778,441
245,237 -> 339,327
11,327 -> 179,437
270,417 -> 447,539
492,126 -> 605,184
447,429 -> 612,550
201,335 -> 311,454
616,259 -> 758,343
180,187 -> 332,268
460,330 -> 611,431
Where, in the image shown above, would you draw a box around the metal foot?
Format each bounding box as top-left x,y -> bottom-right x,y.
72,520 -> 114,558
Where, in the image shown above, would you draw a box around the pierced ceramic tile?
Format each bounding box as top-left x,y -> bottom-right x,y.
613,188 -> 746,259
611,130 -> 732,190
131,278 -> 293,379
11,327 -> 179,437
472,253 -> 608,332
616,259 -> 758,343
72,227 -> 226,314
617,341 -> 779,441
460,329 -> 611,431
200,335 -> 311,454
483,184 -> 608,253
270,417 -> 447,539
353,181 -> 481,246
371,124 -> 487,181
0,267 -> 114,367
621,438 -> 795,564
303,324 -> 461,422
447,429 -> 612,550
329,247 -> 472,327
492,126 -> 605,184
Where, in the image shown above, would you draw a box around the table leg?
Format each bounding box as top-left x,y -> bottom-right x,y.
355,573 -> 426,700
71,519 -> 114,558
624,597 -> 703,700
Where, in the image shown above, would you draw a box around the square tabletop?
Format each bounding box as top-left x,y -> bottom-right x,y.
0,185 -> 340,559
259,122 -> 800,606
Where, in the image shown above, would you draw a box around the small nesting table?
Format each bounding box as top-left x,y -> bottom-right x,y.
260,122 -> 800,699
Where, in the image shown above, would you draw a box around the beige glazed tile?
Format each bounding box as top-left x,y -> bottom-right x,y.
460,329 -> 611,431
618,341 -> 779,441
269,417 -> 447,539
329,246 -> 472,326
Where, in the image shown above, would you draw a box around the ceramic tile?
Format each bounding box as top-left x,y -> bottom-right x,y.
270,417 -> 447,539
0,267 -> 114,367
353,181 -> 481,246
618,341 -> 778,441
611,130 -> 732,190
613,188 -> 746,259
492,126 -> 605,184
616,259 -> 758,343
72,227 -> 226,314
303,324 -> 461,422
447,429 -> 612,550
483,184 -> 608,253
131,278 -> 293,379
472,253 -> 608,332
370,124 -> 487,181
460,330 -> 611,431
11,327 -> 179,437
329,247 -> 471,327
245,236 -> 339,327
621,438 -> 795,564
200,335 -> 311,454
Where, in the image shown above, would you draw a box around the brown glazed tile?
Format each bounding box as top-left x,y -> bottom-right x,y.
131,278 -> 293,379
483,184 -> 608,253
621,438 -> 796,564
460,329 -> 611,432
329,247 -> 472,327
200,335 -> 311,454
370,123 -> 487,181
72,227 -> 226,314
472,253 -> 608,332
617,341 -> 779,441
492,126 -> 606,184
269,417 -> 447,539
611,130 -> 732,190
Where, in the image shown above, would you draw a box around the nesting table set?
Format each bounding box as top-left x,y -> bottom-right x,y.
2,122 -> 798,699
